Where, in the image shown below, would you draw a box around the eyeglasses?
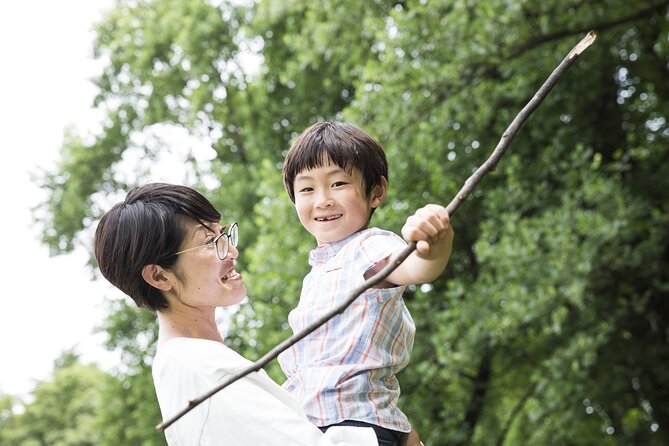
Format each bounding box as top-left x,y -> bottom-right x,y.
175,223 -> 238,260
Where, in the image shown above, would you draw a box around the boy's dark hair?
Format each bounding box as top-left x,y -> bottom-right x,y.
94,183 -> 221,311
282,121 -> 389,203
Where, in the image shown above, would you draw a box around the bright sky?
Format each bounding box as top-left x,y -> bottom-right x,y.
0,1 -> 120,398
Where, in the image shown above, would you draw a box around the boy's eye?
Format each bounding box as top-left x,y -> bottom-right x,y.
332,181 -> 347,187
298,187 -> 313,193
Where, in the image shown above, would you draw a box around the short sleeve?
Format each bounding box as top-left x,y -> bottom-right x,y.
355,229 -> 407,274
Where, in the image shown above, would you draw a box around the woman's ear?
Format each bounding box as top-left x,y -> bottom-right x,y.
141,264 -> 173,291
370,176 -> 388,209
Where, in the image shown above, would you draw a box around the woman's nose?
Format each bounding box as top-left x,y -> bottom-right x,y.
227,242 -> 239,259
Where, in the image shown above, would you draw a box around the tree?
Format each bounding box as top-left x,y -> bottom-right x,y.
0,349 -> 166,446
0,352 -> 111,446
35,0 -> 669,444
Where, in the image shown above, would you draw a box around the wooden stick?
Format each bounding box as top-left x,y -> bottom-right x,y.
156,30 -> 597,433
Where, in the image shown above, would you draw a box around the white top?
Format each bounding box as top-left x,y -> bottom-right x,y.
152,337 -> 378,446
278,228 -> 415,432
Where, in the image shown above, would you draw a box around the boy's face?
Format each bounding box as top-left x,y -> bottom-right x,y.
293,161 -> 385,245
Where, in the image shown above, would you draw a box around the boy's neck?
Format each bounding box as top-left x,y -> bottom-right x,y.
316,224 -> 371,247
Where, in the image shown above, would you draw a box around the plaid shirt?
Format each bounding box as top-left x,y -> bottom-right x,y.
278,228 -> 415,432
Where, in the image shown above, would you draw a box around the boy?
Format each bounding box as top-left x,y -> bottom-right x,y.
277,121 -> 454,445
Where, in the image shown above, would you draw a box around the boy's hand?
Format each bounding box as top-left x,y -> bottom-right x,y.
401,204 -> 453,260
379,204 -> 453,287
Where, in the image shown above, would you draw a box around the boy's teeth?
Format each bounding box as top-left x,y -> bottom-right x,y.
317,215 -> 341,221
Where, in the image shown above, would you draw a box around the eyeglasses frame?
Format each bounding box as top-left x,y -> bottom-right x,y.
175,222 -> 238,260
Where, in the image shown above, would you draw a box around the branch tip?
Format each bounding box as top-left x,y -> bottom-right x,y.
568,31 -> 597,58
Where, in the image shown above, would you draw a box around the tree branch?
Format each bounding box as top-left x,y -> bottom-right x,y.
156,31 -> 597,433
461,348 -> 493,445
507,3 -> 666,60
496,381 -> 538,446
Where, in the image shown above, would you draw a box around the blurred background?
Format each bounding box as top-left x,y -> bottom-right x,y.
0,0 -> 116,403
1,1 -> 668,445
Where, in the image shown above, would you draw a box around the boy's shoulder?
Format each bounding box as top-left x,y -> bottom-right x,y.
354,227 -> 403,244
336,227 -> 406,262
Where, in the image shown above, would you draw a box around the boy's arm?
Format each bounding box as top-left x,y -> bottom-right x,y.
366,204 -> 454,287
399,428 -> 424,446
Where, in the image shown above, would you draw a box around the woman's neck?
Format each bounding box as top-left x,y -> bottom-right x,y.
156,306 -> 223,345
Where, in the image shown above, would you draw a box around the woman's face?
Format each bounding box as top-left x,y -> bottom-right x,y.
172,220 -> 246,309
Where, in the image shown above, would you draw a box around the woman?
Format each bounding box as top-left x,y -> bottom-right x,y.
94,183 -> 425,445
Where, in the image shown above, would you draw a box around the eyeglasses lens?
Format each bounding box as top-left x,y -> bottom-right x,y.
215,223 -> 238,260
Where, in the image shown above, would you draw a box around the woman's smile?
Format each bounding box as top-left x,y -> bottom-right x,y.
221,269 -> 241,281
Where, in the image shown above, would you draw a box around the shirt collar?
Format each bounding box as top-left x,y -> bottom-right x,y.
308,231 -> 360,266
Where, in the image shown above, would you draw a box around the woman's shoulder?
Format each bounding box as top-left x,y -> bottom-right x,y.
154,338 -> 251,379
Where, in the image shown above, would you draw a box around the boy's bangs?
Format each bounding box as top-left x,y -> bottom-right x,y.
296,142 -> 355,176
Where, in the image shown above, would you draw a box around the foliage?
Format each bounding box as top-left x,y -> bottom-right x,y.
32,0 -> 669,444
0,350 -> 166,446
96,299 -> 166,445
0,353 -> 112,446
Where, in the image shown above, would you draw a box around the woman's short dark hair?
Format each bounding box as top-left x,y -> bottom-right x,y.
94,183 -> 221,311
282,121 -> 389,203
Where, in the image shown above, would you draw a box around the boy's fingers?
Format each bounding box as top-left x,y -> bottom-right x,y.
402,204 -> 453,253
402,217 -> 434,243
409,206 -> 450,239
416,204 -> 449,224
415,240 -> 431,254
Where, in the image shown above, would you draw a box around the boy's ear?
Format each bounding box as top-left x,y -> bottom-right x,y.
370,176 -> 388,209
141,264 -> 173,291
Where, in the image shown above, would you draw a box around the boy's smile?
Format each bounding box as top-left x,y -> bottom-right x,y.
314,214 -> 343,222
293,161 -> 386,246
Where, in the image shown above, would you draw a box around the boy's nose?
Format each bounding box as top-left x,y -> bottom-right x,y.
316,191 -> 334,208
